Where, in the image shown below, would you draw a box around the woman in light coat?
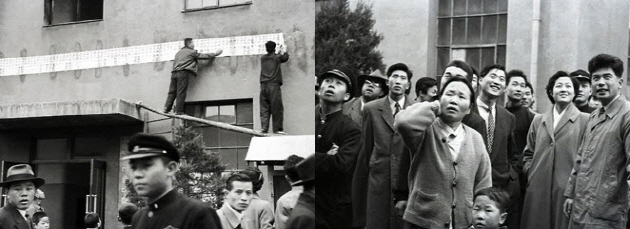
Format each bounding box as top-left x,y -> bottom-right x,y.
520,71 -> 589,229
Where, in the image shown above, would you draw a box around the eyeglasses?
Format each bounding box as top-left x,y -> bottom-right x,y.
364,79 -> 381,87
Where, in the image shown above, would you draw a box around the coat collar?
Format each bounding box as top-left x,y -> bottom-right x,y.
2,203 -> 29,228
219,203 -> 244,228
376,95 -> 414,131
553,103 -> 580,134
148,189 -> 178,212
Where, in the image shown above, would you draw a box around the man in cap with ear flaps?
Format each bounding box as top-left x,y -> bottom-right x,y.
0,164 -> 45,229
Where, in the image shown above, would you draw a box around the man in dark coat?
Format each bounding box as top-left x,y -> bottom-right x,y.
474,64 -> 521,229
315,67 -> 362,229
504,69 -> 536,227
352,63 -> 415,229
260,41 -> 290,134
286,154 -> 315,229
342,69 -> 388,126
124,133 -> 222,229
0,164 -> 46,229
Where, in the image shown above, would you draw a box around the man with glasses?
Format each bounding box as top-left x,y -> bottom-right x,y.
352,63 -> 415,229
343,69 -> 389,126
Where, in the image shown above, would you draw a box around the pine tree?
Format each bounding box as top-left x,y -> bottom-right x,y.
124,126 -> 227,209
316,0 -> 384,78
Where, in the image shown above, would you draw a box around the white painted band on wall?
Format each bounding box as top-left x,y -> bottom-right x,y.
0,33 -> 285,76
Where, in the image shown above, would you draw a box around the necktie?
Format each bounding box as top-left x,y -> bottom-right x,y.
236,224 -> 242,229
486,106 -> 494,153
394,102 -> 401,116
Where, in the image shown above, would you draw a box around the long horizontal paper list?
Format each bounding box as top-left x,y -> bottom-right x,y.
0,33 -> 284,77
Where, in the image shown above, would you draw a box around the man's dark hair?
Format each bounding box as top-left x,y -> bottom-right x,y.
471,66 -> 479,79
118,203 -> 138,225
415,77 -> 438,97
506,69 -> 529,85
444,60 -> 473,83
525,82 -> 534,94
284,155 -> 305,183
387,63 -> 413,82
184,38 -> 193,47
438,77 -> 476,109
588,54 -> 624,77
474,187 -> 510,213
32,212 -> 47,225
241,167 -> 264,192
226,173 -> 252,191
479,64 -> 507,85
545,70 -> 579,104
85,212 -> 100,228
265,41 -> 276,53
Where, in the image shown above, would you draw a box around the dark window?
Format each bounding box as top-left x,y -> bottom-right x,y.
184,0 -> 252,11
436,0 -> 508,76
185,99 -> 254,170
45,0 -> 104,25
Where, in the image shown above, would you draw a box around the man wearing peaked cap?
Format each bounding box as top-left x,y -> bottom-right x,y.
343,69 -> 389,126
0,164 -> 45,229
123,133 -> 222,229
570,69 -> 597,114
285,154 -> 315,229
316,66 -> 362,229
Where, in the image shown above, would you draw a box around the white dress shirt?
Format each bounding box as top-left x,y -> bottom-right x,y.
476,98 -> 496,129
388,96 -> 406,115
552,105 -> 566,130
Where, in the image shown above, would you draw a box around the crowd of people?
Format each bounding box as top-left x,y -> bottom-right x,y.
315,53 -> 630,229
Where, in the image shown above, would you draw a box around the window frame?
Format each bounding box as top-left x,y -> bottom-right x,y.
182,0 -> 253,13
43,0 -> 104,27
436,0 -> 508,78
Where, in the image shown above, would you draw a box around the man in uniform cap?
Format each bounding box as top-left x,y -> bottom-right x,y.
123,133 -> 222,229
342,69 -> 389,126
0,164 -> 45,229
286,154 -> 315,229
315,67 -> 362,229
571,69 -> 597,113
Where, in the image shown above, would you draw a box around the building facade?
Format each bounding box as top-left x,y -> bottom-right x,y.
345,0 -> 629,112
0,0 -> 314,228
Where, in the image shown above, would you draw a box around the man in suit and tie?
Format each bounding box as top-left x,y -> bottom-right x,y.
0,164 -> 46,229
352,63 -> 415,229
342,69 -> 389,126
475,64 -> 521,229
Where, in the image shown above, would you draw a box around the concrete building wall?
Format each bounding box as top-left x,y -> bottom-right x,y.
0,0 -> 314,135
507,0 -> 629,112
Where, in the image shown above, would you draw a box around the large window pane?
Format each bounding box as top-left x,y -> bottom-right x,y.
219,128 -> 238,146
74,137 -> 107,157
465,48 -> 480,71
498,14 -> 507,43
467,17 -> 482,45
186,0 -> 203,9
453,0 -> 467,16
438,19 -> 452,46
468,0 -> 483,14
236,102 -> 253,124
497,45 -> 506,66
219,105 -> 236,124
219,149 -> 238,170
452,18 -> 467,45
481,47 -> 495,69
437,48 -> 451,74
202,126 -> 220,147
205,106 -> 219,121
483,0 -> 498,14
439,0 -> 452,17
36,138 -> 68,160
482,15 -> 498,44
237,148 -> 249,169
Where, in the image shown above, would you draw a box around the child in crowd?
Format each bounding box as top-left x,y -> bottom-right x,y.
470,187 -> 509,229
32,212 -> 50,229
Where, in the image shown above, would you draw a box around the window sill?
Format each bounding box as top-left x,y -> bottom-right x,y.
182,2 -> 252,13
43,19 -> 102,28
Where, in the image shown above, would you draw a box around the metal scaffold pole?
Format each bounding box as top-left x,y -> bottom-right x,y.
134,102 -> 272,137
